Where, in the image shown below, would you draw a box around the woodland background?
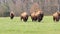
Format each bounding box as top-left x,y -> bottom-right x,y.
0,0 -> 60,17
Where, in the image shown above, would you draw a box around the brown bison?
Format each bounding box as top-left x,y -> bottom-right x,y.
36,10 -> 44,22
30,12 -> 37,21
20,12 -> 28,22
53,12 -> 60,22
10,11 -> 14,19
30,10 -> 44,22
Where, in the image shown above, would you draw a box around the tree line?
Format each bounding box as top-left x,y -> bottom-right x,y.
0,0 -> 60,17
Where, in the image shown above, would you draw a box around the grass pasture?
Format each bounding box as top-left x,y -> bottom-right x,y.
0,16 -> 60,34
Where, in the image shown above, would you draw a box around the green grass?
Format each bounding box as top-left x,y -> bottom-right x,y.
0,16 -> 60,34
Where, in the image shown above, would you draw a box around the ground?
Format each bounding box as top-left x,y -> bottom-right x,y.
0,16 -> 60,34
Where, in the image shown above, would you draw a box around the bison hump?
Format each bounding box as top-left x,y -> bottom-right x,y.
53,12 -> 58,17
21,12 -> 27,17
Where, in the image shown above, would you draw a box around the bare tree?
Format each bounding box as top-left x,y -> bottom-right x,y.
30,3 -> 40,13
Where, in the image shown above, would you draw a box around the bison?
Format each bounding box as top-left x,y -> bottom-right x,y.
30,10 -> 44,22
10,11 -> 14,19
53,12 -> 60,22
20,12 -> 28,22
36,10 -> 44,22
30,12 -> 37,21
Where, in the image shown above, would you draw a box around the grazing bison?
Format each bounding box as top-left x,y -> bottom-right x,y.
36,10 -> 44,22
30,10 -> 44,22
53,12 -> 60,22
30,12 -> 37,21
10,11 -> 14,19
20,12 -> 28,22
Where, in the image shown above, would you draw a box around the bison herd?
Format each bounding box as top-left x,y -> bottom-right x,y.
10,10 -> 60,22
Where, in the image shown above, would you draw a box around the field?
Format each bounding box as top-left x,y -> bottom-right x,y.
0,16 -> 60,34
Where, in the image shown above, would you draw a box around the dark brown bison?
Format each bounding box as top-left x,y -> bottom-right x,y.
36,10 -> 44,22
10,11 -> 14,19
30,12 -> 37,21
53,12 -> 60,22
30,10 -> 44,22
20,12 -> 28,22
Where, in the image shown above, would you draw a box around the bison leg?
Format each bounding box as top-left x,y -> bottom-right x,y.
23,18 -> 27,22
34,17 -> 37,21
23,17 -> 28,22
10,14 -> 14,19
10,16 -> 14,19
37,14 -> 43,22
21,17 -> 23,21
37,16 -> 43,22
32,18 -> 37,21
31,17 -> 34,21
53,17 -> 59,22
56,18 -> 59,22
26,16 -> 28,21
38,18 -> 42,22
53,17 -> 55,21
